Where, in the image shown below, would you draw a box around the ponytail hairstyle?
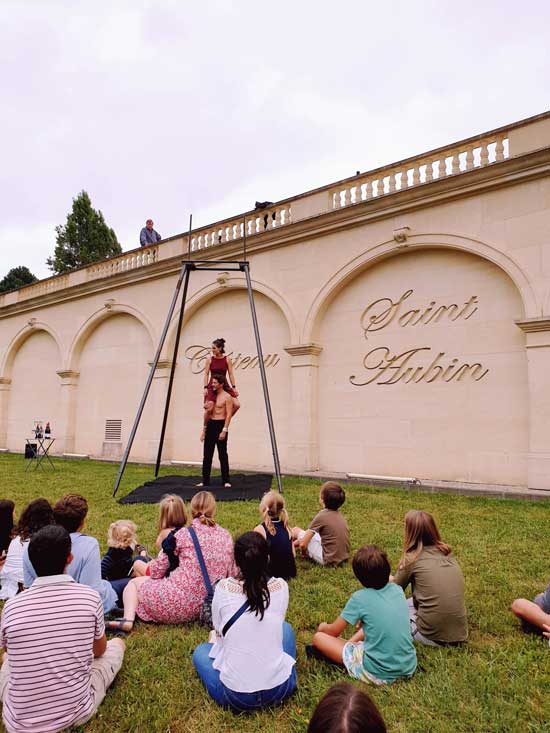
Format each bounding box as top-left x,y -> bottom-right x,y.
212,337 -> 226,354
158,494 -> 187,532
234,531 -> 271,620
399,510 -> 451,570
0,500 -> 15,554
190,491 -> 217,528
259,491 -> 291,539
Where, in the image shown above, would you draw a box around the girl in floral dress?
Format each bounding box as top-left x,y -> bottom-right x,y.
107,492 -> 236,632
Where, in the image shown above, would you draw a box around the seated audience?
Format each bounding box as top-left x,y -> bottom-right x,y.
23,494 -> 118,614
192,531 -> 297,712
307,681 -> 387,733
0,525 -> 125,733
254,490 -> 296,580
512,581 -> 550,637
133,494 -> 186,578
394,510 -> 468,646
292,481 -> 350,567
0,499 -> 54,600
107,491 -> 235,632
309,545 -> 416,685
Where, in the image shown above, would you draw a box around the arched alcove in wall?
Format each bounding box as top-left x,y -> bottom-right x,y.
166,289 -> 291,469
317,248 -> 528,485
74,313 -> 154,460
7,330 -> 62,452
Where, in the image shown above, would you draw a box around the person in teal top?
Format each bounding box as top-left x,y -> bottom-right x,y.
308,545 -> 416,685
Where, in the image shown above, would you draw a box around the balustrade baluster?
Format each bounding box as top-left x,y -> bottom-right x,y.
343,187 -> 351,206
479,142 -> 489,166
439,157 -> 447,178
425,162 -> 433,183
495,137 -> 505,162
377,177 -> 385,196
412,166 -> 420,186
451,151 -> 460,175
273,208 -> 280,226
465,146 -> 474,171
355,184 -> 362,203
388,172 -> 396,193
364,180 -> 371,199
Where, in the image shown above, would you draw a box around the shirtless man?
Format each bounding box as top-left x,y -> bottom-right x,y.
199,373 -> 233,488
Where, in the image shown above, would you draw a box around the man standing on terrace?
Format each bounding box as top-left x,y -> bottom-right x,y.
140,218 -> 161,246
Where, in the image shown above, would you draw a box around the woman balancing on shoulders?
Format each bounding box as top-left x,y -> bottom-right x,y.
201,338 -> 240,441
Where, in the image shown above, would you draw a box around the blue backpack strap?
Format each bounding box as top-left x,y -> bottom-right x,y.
188,526 -> 213,595
222,599 -> 250,636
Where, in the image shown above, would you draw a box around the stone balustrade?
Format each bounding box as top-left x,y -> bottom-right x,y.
329,134 -> 509,210
85,245 -> 159,281
190,204 -> 292,252
16,274 -> 71,302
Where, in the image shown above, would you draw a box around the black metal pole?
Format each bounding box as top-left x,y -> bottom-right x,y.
242,262 -> 283,493
113,260 -> 189,497
154,264 -> 192,476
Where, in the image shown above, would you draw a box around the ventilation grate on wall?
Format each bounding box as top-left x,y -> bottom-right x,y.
104,419 -> 122,442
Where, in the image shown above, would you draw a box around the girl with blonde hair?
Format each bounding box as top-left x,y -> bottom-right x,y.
133,494 -> 187,578
393,510 -> 468,646
190,490 -> 217,528
101,520 -> 138,582
254,491 -> 296,580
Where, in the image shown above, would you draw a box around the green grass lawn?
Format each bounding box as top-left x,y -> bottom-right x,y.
1,453 -> 550,733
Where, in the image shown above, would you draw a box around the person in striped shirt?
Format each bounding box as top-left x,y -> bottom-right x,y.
0,525 -> 125,733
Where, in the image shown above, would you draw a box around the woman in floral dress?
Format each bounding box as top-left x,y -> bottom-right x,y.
107,492 -> 236,631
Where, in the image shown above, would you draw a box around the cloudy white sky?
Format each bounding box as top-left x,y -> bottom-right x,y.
1,0 -> 549,279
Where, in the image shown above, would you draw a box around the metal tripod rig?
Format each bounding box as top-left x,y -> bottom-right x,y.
112,258 -> 283,497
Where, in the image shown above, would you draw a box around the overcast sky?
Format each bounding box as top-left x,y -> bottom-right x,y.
2,0 -> 549,280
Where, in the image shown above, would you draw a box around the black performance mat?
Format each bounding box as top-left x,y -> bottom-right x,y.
118,473 -> 274,504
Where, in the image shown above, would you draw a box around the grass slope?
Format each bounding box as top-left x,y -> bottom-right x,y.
1,454 -> 549,733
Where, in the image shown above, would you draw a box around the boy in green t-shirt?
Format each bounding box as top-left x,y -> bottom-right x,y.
308,545 -> 417,685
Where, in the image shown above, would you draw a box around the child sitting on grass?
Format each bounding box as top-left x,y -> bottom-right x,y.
133,494 -> 187,578
254,491 -> 296,580
101,520 -> 139,581
291,482 -> 349,567
308,545 -> 417,685
512,581 -> 550,641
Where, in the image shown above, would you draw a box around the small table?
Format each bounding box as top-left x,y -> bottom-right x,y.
25,437 -> 56,472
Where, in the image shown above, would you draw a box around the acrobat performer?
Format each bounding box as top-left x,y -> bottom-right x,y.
199,373 -> 233,488
201,337 -> 240,441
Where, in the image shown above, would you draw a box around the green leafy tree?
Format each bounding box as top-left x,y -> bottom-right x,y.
47,190 -> 121,274
0,266 -> 38,293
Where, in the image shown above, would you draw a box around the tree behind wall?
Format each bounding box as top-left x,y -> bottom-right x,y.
47,190 -> 122,274
0,266 -> 38,293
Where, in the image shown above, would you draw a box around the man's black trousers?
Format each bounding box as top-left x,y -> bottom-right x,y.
202,419 -> 230,484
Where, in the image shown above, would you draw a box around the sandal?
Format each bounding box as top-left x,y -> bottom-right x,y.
106,618 -> 134,634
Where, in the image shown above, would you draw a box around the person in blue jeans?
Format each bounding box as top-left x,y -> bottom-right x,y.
192,532 -> 297,712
